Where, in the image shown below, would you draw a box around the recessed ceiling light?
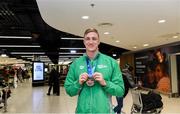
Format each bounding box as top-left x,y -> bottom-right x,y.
116,40 -> 120,43
143,44 -> 149,47
104,32 -> 110,35
133,46 -> 137,49
172,35 -> 178,39
81,16 -> 89,19
158,20 -> 166,23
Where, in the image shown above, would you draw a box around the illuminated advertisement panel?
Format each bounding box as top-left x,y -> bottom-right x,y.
33,62 -> 44,81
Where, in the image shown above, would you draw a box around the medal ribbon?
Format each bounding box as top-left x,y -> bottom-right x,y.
86,58 -> 97,78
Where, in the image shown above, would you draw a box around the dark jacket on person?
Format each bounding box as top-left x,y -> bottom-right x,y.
122,68 -> 136,97
49,69 -> 60,85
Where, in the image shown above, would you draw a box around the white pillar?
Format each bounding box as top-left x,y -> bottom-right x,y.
170,55 -> 178,94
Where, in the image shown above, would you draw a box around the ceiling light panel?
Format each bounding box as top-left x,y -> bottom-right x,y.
61,37 -> 83,40
60,48 -> 86,50
11,52 -> 45,54
0,45 -> 40,47
0,36 -> 32,39
59,52 -> 84,54
59,55 -> 80,58
70,50 -> 76,53
21,55 -> 33,57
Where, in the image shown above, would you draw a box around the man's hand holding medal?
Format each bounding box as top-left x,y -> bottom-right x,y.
79,72 -> 106,87
79,73 -> 88,85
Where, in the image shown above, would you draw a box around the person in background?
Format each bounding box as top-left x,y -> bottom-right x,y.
114,64 -> 137,114
47,67 -> 60,96
17,67 -> 23,83
52,68 -> 60,96
13,69 -> 18,88
64,28 -> 124,113
2,67 -> 9,84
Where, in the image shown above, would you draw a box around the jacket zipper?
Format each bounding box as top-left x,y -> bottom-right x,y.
90,87 -> 92,113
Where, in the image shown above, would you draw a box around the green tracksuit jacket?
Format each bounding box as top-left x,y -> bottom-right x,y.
64,52 -> 124,113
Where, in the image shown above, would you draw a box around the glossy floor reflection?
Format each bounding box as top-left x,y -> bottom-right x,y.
4,81 -> 180,113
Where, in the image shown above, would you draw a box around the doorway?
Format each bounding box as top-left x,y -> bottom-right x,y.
176,55 -> 180,96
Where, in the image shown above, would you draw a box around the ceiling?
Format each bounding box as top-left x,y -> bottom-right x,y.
36,0 -> 180,50
0,0 -> 180,65
0,0 -> 128,65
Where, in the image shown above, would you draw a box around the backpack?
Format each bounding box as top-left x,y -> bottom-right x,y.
141,91 -> 163,111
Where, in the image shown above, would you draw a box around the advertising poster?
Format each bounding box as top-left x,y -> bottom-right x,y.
135,48 -> 171,93
33,62 -> 44,81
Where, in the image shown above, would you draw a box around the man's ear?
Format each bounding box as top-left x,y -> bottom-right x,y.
98,40 -> 100,45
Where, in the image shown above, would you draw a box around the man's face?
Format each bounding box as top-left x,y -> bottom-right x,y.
84,32 -> 100,52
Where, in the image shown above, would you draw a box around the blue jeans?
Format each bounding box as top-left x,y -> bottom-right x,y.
114,97 -> 123,114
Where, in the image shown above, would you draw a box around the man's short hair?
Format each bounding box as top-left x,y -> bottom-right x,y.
84,28 -> 99,37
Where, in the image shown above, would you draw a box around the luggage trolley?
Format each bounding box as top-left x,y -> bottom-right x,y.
130,88 -> 163,114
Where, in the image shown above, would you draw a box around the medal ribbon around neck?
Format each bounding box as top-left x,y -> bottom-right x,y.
86,57 -> 98,78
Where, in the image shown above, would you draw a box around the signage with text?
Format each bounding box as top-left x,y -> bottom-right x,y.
33,62 -> 44,81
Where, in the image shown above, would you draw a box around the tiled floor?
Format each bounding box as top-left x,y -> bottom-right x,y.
2,81 -> 180,113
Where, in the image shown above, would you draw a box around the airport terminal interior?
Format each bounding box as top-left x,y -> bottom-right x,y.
0,0 -> 180,113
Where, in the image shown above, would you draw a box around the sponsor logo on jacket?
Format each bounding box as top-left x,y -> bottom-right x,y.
97,64 -> 107,69
79,65 -> 85,69
79,64 -> 107,70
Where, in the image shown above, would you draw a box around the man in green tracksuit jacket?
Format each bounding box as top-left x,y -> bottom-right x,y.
64,28 -> 124,113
